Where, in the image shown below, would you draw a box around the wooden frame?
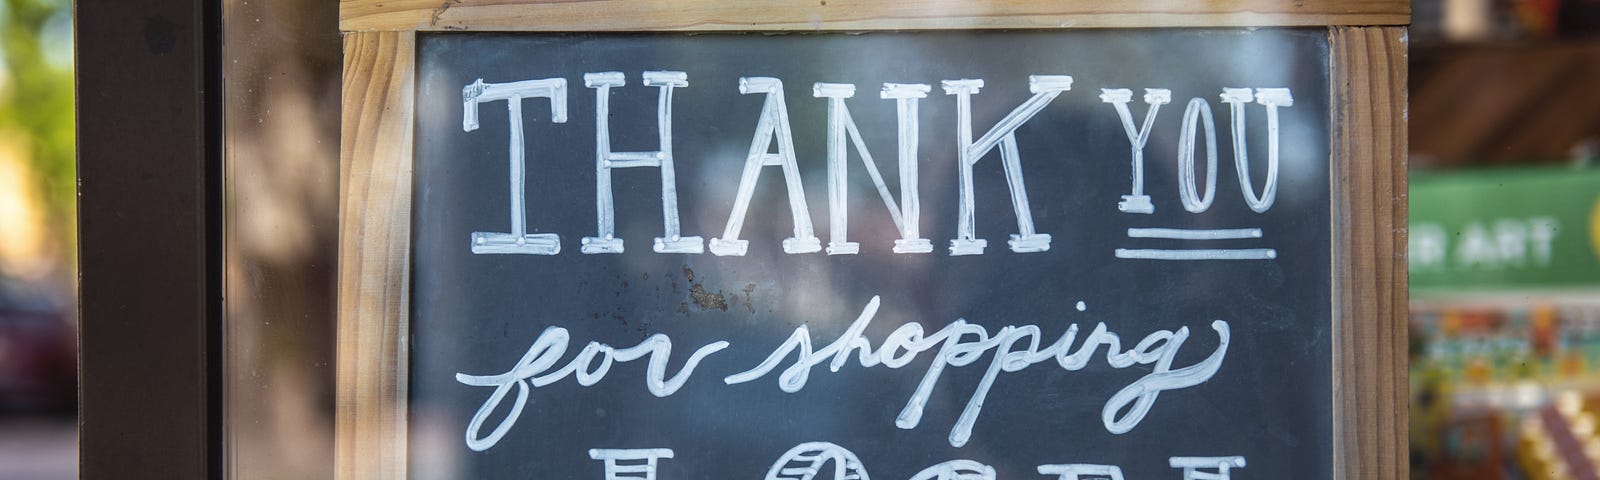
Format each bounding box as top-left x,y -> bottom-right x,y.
338,3 -> 1408,478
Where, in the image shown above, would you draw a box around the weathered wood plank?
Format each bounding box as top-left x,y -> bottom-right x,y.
1329,25 -> 1408,480
336,30 -> 415,480
342,0 -> 1410,32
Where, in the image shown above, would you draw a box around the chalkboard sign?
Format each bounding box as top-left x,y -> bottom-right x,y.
405,29 -> 1328,479
337,4 -> 1409,480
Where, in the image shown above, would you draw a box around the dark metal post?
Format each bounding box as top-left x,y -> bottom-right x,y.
76,0 -> 221,476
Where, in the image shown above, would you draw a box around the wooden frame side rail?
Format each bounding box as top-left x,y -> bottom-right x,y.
338,6 -> 1409,479
1330,25 -> 1408,480
338,31 -> 415,480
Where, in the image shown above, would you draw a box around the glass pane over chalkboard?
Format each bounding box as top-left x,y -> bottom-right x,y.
222,0 -> 341,477
408,29 -> 1332,479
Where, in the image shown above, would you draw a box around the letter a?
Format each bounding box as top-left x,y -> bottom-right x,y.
709,77 -> 822,256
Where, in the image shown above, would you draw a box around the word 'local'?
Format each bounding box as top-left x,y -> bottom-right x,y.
459,71 -> 1294,257
587,445 -> 1247,480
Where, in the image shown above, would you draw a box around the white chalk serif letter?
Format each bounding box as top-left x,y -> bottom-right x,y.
1037,464 -> 1125,480
462,77 -> 568,254
813,82 -> 934,255
764,442 -> 869,480
589,448 -> 674,480
1177,97 -> 1219,213
709,77 -> 822,256
1101,87 -> 1171,215
1221,87 -> 1292,213
580,71 -> 704,254
943,75 -> 1070,255
1171,456 -> 1246,480
909,459 -> 995,480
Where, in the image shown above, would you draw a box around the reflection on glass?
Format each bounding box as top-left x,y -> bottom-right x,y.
222,0 -> 339,477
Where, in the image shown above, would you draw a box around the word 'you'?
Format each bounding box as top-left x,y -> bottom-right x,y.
459,71 -> 1294,257
585,444 -> 1246,480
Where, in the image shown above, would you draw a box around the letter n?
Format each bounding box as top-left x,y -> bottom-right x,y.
813,82 -> 933,255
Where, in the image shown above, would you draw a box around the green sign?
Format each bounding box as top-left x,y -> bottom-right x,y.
1409,167 -> 1600,291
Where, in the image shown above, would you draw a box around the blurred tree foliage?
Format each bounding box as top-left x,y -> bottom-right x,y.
0,0 -> 73,270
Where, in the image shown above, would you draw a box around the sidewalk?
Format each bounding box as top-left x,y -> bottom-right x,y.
0,416 -> 76,480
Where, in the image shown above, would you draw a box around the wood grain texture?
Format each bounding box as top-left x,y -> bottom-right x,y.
337,30 -> 415,480
341,0 -> 1410,32
1329,26 -> 1408,480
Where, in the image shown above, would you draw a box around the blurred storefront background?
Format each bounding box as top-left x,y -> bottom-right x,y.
0,0 -> 1581,477
1408,0 -> 1600,478
0,0 -> 77,478
132,0 -> 1600,478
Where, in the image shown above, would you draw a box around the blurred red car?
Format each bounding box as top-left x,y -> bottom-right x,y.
0,282 -> 75,413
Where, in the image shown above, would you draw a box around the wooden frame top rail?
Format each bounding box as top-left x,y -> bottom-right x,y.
340,0 -> 1410,32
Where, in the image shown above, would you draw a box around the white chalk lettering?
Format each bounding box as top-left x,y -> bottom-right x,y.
581,71 -> 704,254
1037,464 -> 1125,480
1170,456 -> 1246,480
725,296 -> 1232,446
1117,227 -> 1275,262
455,327 -> 728,451
1128,228 -> 1261,240
1101,88 -> 1171,214
589,448 -> 674,480
1114,248 -> 1277,261
910,459 -> 996,480
1221,88 -> 1292,213
462,77 -> 569,254
1176,97 -> 1219,213
813,82 -> 934,255
765,441 -> 869,480
454,74 -> 1308,258
709,77 -> 822,256
883,83 -> 935,254
943,75 -> 1070,255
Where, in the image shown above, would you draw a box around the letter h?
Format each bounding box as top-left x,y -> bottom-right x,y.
581,71 -> 704,254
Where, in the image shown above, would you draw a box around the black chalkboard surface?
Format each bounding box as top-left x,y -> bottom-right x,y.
410,29 -> 1331,479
